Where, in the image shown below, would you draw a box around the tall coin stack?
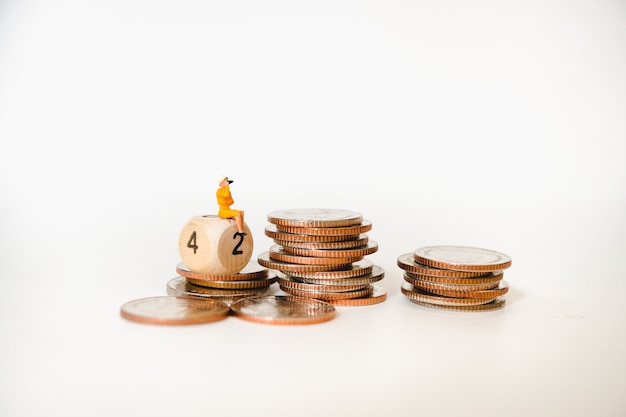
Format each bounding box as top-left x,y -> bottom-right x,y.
258,208 -> 387,306
398,245 -> 511,311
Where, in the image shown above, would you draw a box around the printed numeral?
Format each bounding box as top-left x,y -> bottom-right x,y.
232,232 -> 245,255
187,231 -> 198,254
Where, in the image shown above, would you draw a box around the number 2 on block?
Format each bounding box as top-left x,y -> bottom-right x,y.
187,231 -> 198,254
232,232 -> 244,255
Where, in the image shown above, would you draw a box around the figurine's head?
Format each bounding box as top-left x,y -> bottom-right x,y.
217,175 -> 233,186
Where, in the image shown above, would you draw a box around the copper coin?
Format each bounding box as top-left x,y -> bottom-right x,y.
328,285 -> 387,307
176,261 -> 269,282
267,208 -> 363,227
275,220 -> 372,236
286,259 -> 374,279
404,273 -> 502,291
280,284 -> 375,300
413,245 -> 512,272
265,224 -> 361,242
166,277 -> 270,305
407,297 -> 506,312
404,269 -> 504,285
268,245 -> 362,265
275,234 -> 369,250
120,296 -> 230,325
397,253 -> 490,278
277,274 -> 370,292
280,240 -> 378,258
293,265 -> 385,285
186,272 -> 277,289
230,295 -> 336,325
400,282 -> 496,306
407,277 -> 508,298
257,251 -> 349,272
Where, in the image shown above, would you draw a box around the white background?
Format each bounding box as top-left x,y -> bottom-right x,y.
1,1 -> 625,416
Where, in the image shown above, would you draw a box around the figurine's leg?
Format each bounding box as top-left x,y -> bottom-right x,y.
235,211 -> 245,235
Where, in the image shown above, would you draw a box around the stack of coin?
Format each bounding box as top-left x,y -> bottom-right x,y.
398,245 -> 512,311
258,208 -> 386,306
166,260 -> 277,306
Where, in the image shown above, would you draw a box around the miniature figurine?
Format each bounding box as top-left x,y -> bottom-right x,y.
216,175 -> 246,236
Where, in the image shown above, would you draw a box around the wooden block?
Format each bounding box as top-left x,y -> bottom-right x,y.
178,215 -> 253,275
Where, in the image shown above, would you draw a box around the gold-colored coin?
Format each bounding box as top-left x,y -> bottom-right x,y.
280,284 -> 375,301
120,296 -> 230,325
277,274 -> 370,292
265,224 -> 361,242
186,273 -> 277,289
166,277 -> 270,305
230,295 -> 336,325
286,259 -> 374,279
404,273 -> 502,291
407,297 -> 506,312
280,240 -> 378,258
257,251 -> 348,272
275,220 -> 372,236
400,282 -> 496,306
397,253 -> 490,278
274,234 -> 369,250
404,269 -> 503,285
293,265 -> 385,285
267,208 -> 363,228
407,276 -> 509,298
176,261 -> 269,282
413,245 -> 512,272
268,245 -> 362,266
328,285 -> 387,307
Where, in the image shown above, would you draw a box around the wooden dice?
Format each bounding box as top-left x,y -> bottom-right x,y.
178,215 -> 253,275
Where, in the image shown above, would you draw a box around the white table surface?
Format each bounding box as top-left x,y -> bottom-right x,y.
1,1 -> 625,416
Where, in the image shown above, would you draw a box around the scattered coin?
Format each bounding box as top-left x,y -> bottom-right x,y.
230,295 -> 336,325
120,296 -> 230,325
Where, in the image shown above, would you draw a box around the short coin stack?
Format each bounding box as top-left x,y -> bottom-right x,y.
258,208 -> 386,306
398,245 -> 511,311
167,260 -> 277,306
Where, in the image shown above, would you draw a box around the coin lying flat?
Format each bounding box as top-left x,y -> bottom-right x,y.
176,261 -> 269,282
404,269 -> 504,285
328,285 -> 387,307
404,273 -> 502,291
186,272 -> 277,289
280,240 -> 378,258
274,234 -> 369,250
120,296 -> 230,325
268,245 -> 362,265
294,265 -> 385,285
230,295 -> 336,325
166,277 -> 270,305
286,259 -> 374,279
397,253 -> 490,278
277,273 -> 370,292
257,251 -> 351,272
408,278 -> 509,299
407,297 -> 506,312
413,245 -> 512,272
275,220 -> 372,236
400,282 -> 496,306
267,208 -> 363,228
265,224 -> 361,242
280,284 -> 375,301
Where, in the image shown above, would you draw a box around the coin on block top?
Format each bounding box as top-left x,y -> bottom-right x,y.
412,246 -> 512,272
267,208 -> 363,228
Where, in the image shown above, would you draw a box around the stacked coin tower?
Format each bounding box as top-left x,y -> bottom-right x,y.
398,245 -> 512,311
258,208 -> 387,306
167,261 -> 277,306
